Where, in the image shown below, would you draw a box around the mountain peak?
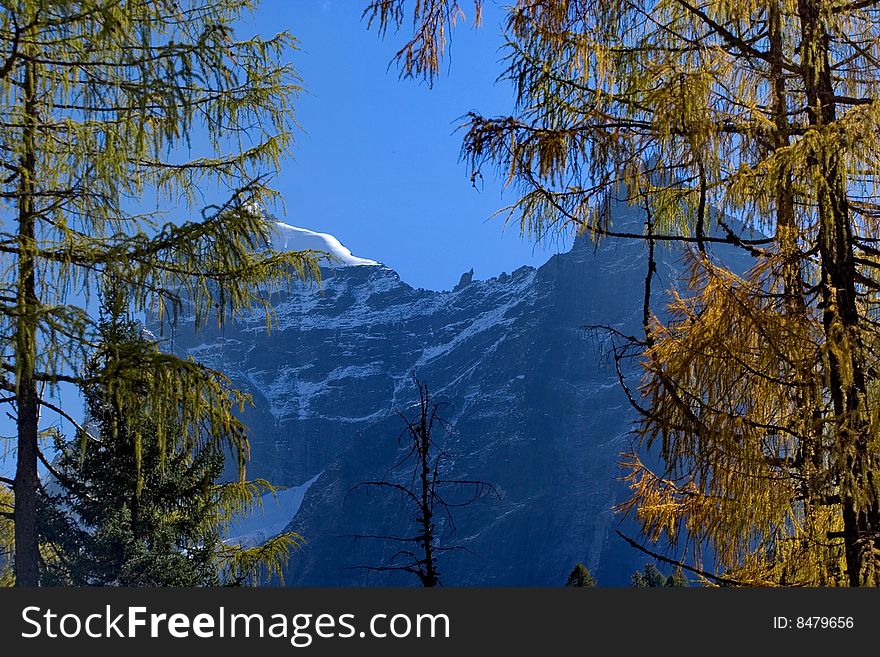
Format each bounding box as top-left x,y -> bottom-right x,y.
269,220 -> 380,268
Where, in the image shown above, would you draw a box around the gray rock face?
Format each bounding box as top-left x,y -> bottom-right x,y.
162,204 -> 735,586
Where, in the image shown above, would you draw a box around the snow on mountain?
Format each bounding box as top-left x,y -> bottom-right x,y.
225,471 -> 323,548
269,221 -> 379,267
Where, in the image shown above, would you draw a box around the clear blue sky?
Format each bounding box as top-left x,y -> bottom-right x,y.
243,0 -> 570,290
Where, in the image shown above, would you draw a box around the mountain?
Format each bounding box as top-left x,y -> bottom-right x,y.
162,204 -> 751,586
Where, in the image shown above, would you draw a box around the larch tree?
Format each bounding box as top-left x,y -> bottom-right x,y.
39,289 -> 302,586
0,0 -> 317,586
367,0 -> 880,586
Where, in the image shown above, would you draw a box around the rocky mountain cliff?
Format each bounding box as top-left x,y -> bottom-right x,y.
162,203 -> 750,586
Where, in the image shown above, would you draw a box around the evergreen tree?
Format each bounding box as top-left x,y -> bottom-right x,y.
367,0 -> 880,586
565,563 -> 597,587
631,563 -> 665,588
0,0 -> 316,585
40,293 -> 301,586
631,563 -> 686,587
665,566 -> 687,588
41,424 -> 228,586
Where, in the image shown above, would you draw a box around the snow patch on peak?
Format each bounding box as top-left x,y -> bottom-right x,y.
270,221 -> 379,267
224,471 -> 323,548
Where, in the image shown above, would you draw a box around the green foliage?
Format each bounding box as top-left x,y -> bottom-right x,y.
565,563 -> 596,587
41,433 -> 226,586
39,307 -> 302,586
631,563 -> 687,588
666,566 -> 687,588
0,0 -> 317,584
363,0 -> 483,86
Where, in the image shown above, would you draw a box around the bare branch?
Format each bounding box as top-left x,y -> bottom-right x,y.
615,530 -> 747,587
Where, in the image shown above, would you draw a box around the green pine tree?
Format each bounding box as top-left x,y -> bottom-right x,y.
565,563 -> 597,587
631,563 -> 688,588
665,566 -> 687,588
631,563 -> 665,588
39,291 -> 301,586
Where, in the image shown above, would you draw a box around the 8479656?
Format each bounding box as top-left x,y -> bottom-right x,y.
773,616 -> 854,629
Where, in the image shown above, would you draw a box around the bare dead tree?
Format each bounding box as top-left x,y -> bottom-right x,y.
347,374 -> 497,586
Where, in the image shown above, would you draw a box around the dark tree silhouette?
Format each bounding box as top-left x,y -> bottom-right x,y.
565,563 -> 597,587
348,375 -> 496,586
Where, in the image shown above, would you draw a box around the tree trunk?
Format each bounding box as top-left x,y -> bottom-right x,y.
798,0 -> 880,586
769,1 -> 832,582
418,408 -> 438,587
13,57 -> 40,587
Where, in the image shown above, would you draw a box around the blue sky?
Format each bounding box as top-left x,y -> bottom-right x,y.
1,1 -> 573,477
243,0 -> 570,290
